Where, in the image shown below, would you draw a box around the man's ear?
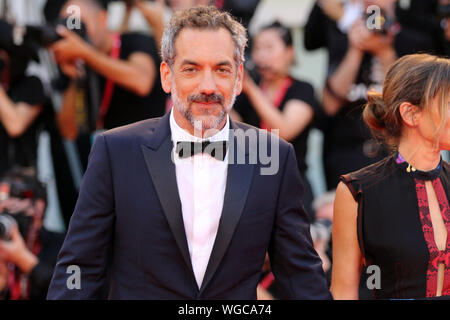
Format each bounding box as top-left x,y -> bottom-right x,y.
399,102 -> 420,127
236,63 -> 244,95
160,61 -> 172,94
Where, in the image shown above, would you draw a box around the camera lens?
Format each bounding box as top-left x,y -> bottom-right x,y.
0,214 -> 15,241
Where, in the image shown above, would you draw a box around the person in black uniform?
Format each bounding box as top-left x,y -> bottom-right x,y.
0,23 -> 46,177
232,22 -> 320,220
304,0 -> 399,190
0,169 -> 65,300
332,53 -> 450,299
51,0 -> 167,169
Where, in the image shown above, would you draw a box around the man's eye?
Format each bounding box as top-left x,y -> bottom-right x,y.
182,68 -> 196,73
217,68 -> 231,74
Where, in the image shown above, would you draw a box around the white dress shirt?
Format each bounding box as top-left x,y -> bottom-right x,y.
169,110 -> 229,288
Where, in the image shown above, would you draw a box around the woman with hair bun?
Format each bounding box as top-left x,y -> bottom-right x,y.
331,53 -> 450,299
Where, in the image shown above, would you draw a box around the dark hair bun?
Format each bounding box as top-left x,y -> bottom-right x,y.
364,91 -> 387,131
260,21 -> 293,47
363,90 -> 400,147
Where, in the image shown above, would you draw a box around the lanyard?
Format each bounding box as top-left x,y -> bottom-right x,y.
96,33 -> 121,129
259,77 -> 293,130
260,271 -> 275,290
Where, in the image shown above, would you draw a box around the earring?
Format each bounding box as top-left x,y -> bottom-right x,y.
407,163 -> 417,173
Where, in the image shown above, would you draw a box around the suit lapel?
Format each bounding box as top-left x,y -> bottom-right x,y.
141,113 -> 197,288
199,122 -> 256,295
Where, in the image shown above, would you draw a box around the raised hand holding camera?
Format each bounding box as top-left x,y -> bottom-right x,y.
50,26 -> 90,65
349,18 -> 394,56
0,225 -> 38,274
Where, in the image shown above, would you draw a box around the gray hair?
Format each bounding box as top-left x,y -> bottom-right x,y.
161,6 -> 248,68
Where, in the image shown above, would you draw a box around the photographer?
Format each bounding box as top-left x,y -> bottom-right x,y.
0,169 -> 65,300
232,22 -> 320,220
305,0 -> 397,190
51,0 -> 166,140
0,21 -> 46,178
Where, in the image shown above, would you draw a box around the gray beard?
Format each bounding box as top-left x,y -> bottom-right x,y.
171,80 -> 238,132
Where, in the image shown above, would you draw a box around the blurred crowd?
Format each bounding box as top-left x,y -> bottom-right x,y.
0,0 -> 449,299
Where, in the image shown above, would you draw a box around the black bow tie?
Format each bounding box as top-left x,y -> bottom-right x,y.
176,140 -> 228,161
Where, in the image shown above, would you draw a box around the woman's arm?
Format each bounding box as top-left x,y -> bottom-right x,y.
322,46 -> 363,116
51,27 -> 156,97
243,76 -> 314,141
56,80 -> 79,140
0,87 -> 42,138
330,181 -> 364,299
135,0 -> 166,51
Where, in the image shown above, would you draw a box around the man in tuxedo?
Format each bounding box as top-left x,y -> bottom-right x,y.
47,6 -> 331,300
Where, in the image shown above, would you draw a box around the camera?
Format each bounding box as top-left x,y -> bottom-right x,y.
0,18 -> 88,88
0,214 -> 16,241
0,18 -> 87,63
0,169 -> 47,242
26,17 -> 88,47
366,9 -> 397,35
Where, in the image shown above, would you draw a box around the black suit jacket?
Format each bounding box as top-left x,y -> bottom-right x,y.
47,111 -> 331,299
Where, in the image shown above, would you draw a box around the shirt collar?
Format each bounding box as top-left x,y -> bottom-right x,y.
169,108 -> 230,145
